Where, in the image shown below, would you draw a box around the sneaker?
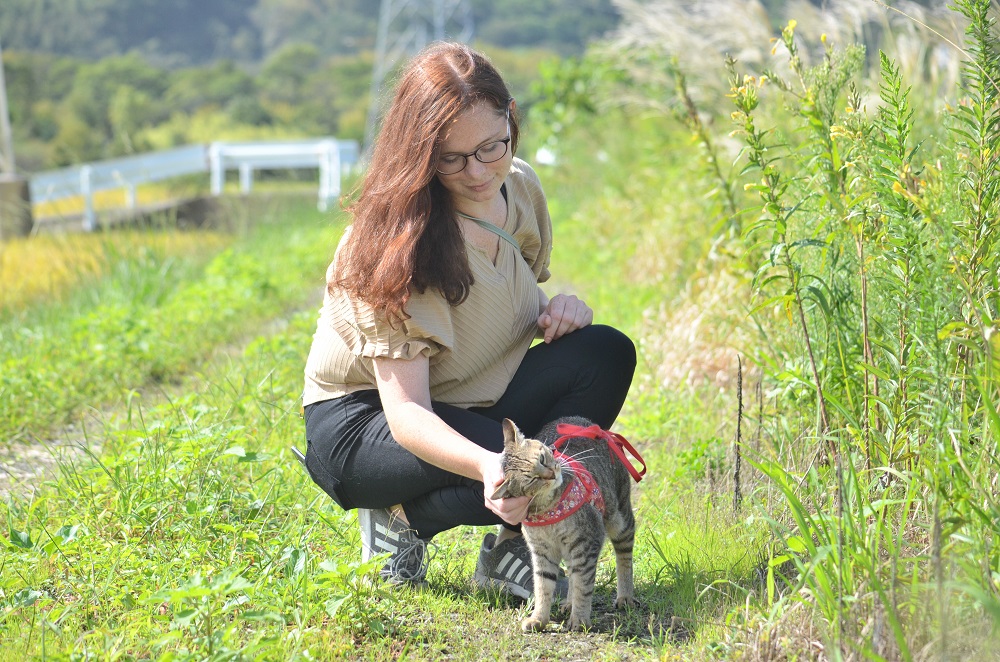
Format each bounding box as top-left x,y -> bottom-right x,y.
357,507 -> 432,585
473,533 -> 568,601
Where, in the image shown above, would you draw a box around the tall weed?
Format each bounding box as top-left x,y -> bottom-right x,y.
712,1 -> 1000,656
575,0 -> 1000,655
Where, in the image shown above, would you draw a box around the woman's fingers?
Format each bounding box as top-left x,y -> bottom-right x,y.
538,294 -> 593,342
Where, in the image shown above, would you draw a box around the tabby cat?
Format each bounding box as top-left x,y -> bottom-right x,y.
492,416 -> 638,632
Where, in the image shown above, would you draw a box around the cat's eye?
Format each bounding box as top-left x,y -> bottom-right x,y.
535,453 -> 557,478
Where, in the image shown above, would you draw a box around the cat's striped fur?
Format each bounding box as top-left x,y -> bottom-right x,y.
492,416 -> 636,632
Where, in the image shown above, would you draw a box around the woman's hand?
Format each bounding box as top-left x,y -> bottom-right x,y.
482,455 -> 531,525
537,293 -> 593,344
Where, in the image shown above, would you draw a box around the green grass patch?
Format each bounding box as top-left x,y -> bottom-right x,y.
0,197 -> 343,444
1,181 -> 766,659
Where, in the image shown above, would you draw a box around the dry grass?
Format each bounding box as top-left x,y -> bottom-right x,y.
0,230 -> 230,310
607,0 -> 966,104
638,259 -> 759,391
611,0 -> 773,70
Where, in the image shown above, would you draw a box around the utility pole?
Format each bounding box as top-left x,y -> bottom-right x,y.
362,0 -> 474,156
0,36 -> 33,238
0,36 -> 15,177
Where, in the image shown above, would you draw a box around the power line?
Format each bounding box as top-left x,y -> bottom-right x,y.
362,0 -> 473,157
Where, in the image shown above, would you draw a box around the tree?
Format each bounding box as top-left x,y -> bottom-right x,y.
53,54 -> 166,160
470,0 -> 620,55
259,43 -> 321,106
165,61 -> 257,114
108,86 -> 154,153
100,0 -> 260,65
250,0 -> 378,57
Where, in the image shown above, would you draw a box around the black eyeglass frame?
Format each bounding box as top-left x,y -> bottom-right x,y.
436,101 -> 514,176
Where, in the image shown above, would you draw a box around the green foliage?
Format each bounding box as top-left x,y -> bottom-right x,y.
470,0 -> 619,56
708,3 -> 1000,656
164,61 -> 258,115
522,0 -> 1000,655
251,0 -> 379,57
943,0 -> 1000,365
1,1 -> 623,169
0,200 -> 341,443
260,43 -> 322,106
0,0 -> 258,65
0,192 -> 700,658
528,53 -> 616,147
52,53 -> 168,163
8,1 -> 1000,658
0,0 -> 617,67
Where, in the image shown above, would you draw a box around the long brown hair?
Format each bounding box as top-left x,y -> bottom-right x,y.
333,42 -> 519,323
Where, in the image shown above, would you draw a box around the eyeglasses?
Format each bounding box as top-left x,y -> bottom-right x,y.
436,104 -> 512,175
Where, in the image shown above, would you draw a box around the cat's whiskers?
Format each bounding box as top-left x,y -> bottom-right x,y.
553,455 -> 574,474
559,449 -> 600,463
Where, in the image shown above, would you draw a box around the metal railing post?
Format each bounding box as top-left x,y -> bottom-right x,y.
80,165 -> 95,231
239,163 -> 253,194
209,143 -> 224,195
317,140 -> 342,212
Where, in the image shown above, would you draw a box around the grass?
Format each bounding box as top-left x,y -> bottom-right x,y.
1,174 -> 767,659
8,2 -> 1000,657
0,229 -> 231,310
31,181 -> 201,220
0,195 -> 339,444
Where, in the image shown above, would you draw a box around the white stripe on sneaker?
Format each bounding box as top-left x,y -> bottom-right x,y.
497,552 -> 515,576
497,553 -> 529,584
374,523 -> 400,554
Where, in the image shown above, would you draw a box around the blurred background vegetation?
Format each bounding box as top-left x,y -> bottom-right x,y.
0,0 -> 945,172
1,0 -> 623,171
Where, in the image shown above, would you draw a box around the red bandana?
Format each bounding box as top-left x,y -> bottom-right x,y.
523,455 -> 604,527
522,425 -> 646,527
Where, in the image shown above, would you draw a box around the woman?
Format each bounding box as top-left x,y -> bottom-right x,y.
302,42 -> 635,596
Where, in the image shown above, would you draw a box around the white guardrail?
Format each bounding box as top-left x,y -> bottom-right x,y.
28,138 -> 360,231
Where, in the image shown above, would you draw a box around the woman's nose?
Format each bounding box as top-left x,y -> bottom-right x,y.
464,157 -> 488,177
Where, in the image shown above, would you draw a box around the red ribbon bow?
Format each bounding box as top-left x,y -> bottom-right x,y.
553,423 -> 646,483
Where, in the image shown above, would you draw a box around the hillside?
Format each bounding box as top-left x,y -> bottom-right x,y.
0,0 -> 620,66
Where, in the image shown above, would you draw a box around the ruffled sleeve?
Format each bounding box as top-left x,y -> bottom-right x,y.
350,287 -> 455,362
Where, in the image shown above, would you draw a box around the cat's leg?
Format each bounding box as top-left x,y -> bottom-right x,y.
564,523 -> 605,631
521,546 -> 560,632
605,505 -> 637,609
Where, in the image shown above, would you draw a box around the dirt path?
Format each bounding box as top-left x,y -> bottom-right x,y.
0,398 -> 128,501
0,300 -> 315,503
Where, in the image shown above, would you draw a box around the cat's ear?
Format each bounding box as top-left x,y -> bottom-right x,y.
501,418 -> 523,450
491,479 -> 514,500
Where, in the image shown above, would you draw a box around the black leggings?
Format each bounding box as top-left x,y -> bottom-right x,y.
303,324 -> 636,539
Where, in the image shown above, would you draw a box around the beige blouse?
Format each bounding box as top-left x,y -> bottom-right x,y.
302,158 -> 553,409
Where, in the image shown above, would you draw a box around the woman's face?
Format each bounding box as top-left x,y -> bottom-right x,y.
435,101 -> 513,208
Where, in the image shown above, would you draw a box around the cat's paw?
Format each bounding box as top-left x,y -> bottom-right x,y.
566,615 -> 592,631
615,595 -> 637,609
521,616 -> 548,632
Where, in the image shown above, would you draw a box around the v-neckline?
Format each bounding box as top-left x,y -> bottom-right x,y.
458,187 -> 512,267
